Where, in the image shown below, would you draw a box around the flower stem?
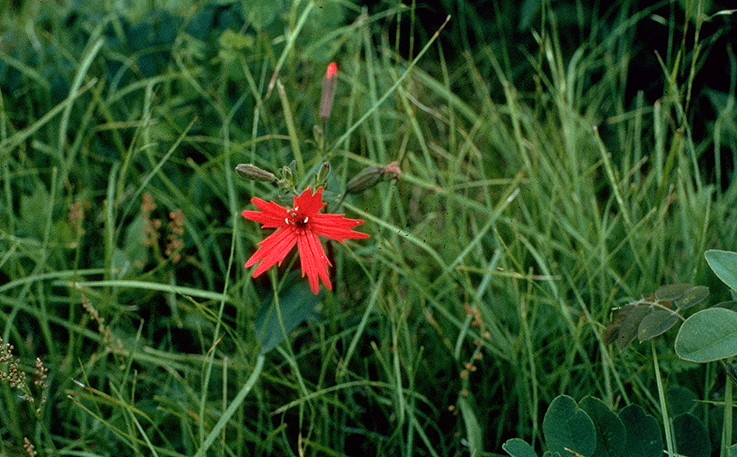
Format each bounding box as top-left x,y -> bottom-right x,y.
652,341 -> 675,456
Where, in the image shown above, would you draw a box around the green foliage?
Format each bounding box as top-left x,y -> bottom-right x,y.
618,404 -> 663,457
542,395 -> 597,456
706,250 -> 737,292
579,396 -> 626,457
504,395 -> 665,457
505,393 -> 714,457
673,412 -> 711,457
503,438 -> 538,457
676,308 -> 737,362
255,277 -> 322,353
673,249 -> 737,363
604,284 -> 709,349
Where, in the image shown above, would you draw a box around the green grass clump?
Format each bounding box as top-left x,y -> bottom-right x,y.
1,0 -> 736,455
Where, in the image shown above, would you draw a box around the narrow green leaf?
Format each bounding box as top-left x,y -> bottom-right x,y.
675,308 -> 737,362
70,279 -> 232,302
618,404 -> 662,457
193,355 -> 265,457
458,396 -> 483,455
542,395 -> 596,456
705,250 -> 737,291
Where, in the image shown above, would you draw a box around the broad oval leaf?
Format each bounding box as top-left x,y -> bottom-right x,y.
675,308 -> 737,362
255,278 -> 322,353
673,413 -> 710,457
503,438 -> 538,457
618,404 -> 662,457
705,250 -> 737,291
579,396 -> 626,457
604,305 -> 650,349
674,285 -> 709,310
638,309 -> 679,342
667,386 -> 698,416
543,395 -> 596,456
655,283 -> 693,301
716,301 -> 737,313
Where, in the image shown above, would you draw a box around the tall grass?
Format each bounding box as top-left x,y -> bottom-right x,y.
1,0 -> 736,455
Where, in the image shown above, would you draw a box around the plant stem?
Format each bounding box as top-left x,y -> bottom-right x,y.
723,369 -> 734,457
652,342 -> 675,456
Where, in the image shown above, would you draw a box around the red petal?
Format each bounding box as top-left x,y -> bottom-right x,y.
245,228 -> 298,277
297,231 -> 332,294
309,213 -> 370,241
252,197 -> 288,215
242,198 -> 288,228
243,187 -> 368,293
293,187 -> 326,217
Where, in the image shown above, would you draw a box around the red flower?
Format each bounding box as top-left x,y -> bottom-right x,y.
243,187 -> 369,294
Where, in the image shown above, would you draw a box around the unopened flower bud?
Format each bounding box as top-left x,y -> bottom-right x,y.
346,161 -> 402,194
235,163 -> 278,183
320,62 -> 338,121
316,162 -> 331,187
280,164 -> 295,186
347,166 -> 384,194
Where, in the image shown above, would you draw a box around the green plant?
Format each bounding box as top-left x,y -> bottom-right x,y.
502,394 -> 664,457
676,250 -> 737,363
604,283 -> 709,350
502,393 -> 720,457
596,250 -> 737,456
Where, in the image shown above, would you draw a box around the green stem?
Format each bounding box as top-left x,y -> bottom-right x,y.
652,341 -> 675,456
723,367 -> 734,457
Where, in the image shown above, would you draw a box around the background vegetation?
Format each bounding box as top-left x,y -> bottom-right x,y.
1,0 -> 736,455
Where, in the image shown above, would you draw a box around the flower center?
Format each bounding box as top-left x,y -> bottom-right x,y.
286,207 -> 309,229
